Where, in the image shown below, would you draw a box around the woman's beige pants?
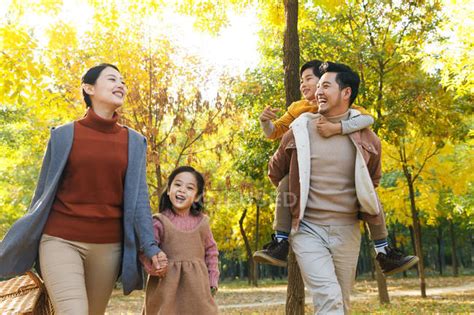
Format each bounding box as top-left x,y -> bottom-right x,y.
39,234 -> 122,315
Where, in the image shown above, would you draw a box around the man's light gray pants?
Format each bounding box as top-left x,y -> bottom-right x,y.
290,220 -> 361,315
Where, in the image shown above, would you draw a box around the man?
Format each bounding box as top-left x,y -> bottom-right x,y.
267,62 -> 412,314
255,60 -> 374,265
255,60 -> 418,278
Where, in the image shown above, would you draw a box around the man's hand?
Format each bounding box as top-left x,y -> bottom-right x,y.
316,116 -> 342,138
259,106 -> 280,122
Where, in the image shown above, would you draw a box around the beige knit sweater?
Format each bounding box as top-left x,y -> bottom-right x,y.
304,111 -> 359,225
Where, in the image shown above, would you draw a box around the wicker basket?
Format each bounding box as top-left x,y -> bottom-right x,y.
0,271 -> 54,314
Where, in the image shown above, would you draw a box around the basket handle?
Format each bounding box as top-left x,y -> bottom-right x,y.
25,271 -> 46,290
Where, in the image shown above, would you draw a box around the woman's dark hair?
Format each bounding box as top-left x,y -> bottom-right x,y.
159,166 -> 205,216
81,63 -> 120,108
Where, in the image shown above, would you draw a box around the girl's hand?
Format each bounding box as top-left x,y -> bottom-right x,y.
316,116 -> 341,137
210,286 -> 218,297
140,251 -> 168,277
151,251 -> 168,277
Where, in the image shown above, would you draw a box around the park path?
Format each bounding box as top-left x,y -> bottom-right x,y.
218,282 -> 474,310
370,281 -> 474,297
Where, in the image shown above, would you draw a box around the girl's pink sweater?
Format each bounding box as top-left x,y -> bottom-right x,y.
153,210 -> 220,288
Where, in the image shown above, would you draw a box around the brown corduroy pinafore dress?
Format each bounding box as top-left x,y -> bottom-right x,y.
142,214 -> 218,315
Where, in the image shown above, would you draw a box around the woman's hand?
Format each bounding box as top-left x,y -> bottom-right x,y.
139,252 -> 153,274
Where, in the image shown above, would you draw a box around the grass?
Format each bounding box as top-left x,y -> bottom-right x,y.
106,275 -> 474,314
218,291 -> 474,315
352,291 -> 474,314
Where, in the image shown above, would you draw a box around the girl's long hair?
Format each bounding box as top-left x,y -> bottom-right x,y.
159,166 -> 205,216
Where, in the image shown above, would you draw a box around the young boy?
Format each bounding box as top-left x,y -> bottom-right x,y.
253,60 -> 418,275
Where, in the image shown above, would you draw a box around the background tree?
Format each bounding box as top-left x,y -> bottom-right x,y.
1,1 -> 473,309
281,0 -> 307,313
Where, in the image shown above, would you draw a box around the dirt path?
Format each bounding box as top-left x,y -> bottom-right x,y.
218,282 -> 474,310
106,276 -> 474,313
361,282 -> 474,298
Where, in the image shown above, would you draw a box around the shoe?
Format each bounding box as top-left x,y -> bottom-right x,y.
253,234 -> 289,267
376,246 -> 419,276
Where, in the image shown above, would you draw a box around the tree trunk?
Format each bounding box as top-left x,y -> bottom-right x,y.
468,233 -> 473,269
449,219 -> 458,276
283,0 -> 300,107
374,263 -> 390,303
364,224 -> 389,303
239,260 -> 244,280
286,249 -> 306,314
408,225 -> 419,277
283,0 -> 304,313
361,229 -> 373,277
255,199 -> 260,284
239,208 -> 257,286
406,176 -> 427,297
153,146 -> 163,196
437,225 -> 443,275
255,204 -> 260,252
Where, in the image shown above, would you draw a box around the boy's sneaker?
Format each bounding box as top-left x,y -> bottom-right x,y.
376,246 -> 419,275
253,234 -> 289,267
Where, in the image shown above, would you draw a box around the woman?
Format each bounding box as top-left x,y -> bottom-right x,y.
0,63 -> 167,314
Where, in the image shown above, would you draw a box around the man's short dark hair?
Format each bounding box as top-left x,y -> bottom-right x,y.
319,62 -> 360,105
300,60 -> 323,78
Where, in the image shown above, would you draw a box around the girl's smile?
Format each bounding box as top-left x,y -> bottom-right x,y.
167,172 -> 200,214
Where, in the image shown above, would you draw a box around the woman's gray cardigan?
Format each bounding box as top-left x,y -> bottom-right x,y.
0,122 -> 160,295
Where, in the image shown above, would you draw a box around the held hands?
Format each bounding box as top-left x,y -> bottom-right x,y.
259,106 -> 280,122
316,116 -> 342,138
140,251 -> 169,278
151,251 -> 168,277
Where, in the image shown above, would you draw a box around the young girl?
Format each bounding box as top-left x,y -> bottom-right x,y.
141,166 -> 219,315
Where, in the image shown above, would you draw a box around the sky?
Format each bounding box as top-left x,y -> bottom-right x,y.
0,0 -> 260,77
0,0 -> 260,99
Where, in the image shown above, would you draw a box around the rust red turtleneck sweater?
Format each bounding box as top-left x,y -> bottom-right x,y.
43,108 -> 128,243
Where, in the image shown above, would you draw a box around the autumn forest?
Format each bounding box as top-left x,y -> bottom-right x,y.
1,0 -> 473,313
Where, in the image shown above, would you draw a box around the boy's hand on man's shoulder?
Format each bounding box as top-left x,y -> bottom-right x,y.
316,116 -> 342,138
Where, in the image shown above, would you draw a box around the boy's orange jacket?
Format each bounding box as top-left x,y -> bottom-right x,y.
268,99 -> 371,140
